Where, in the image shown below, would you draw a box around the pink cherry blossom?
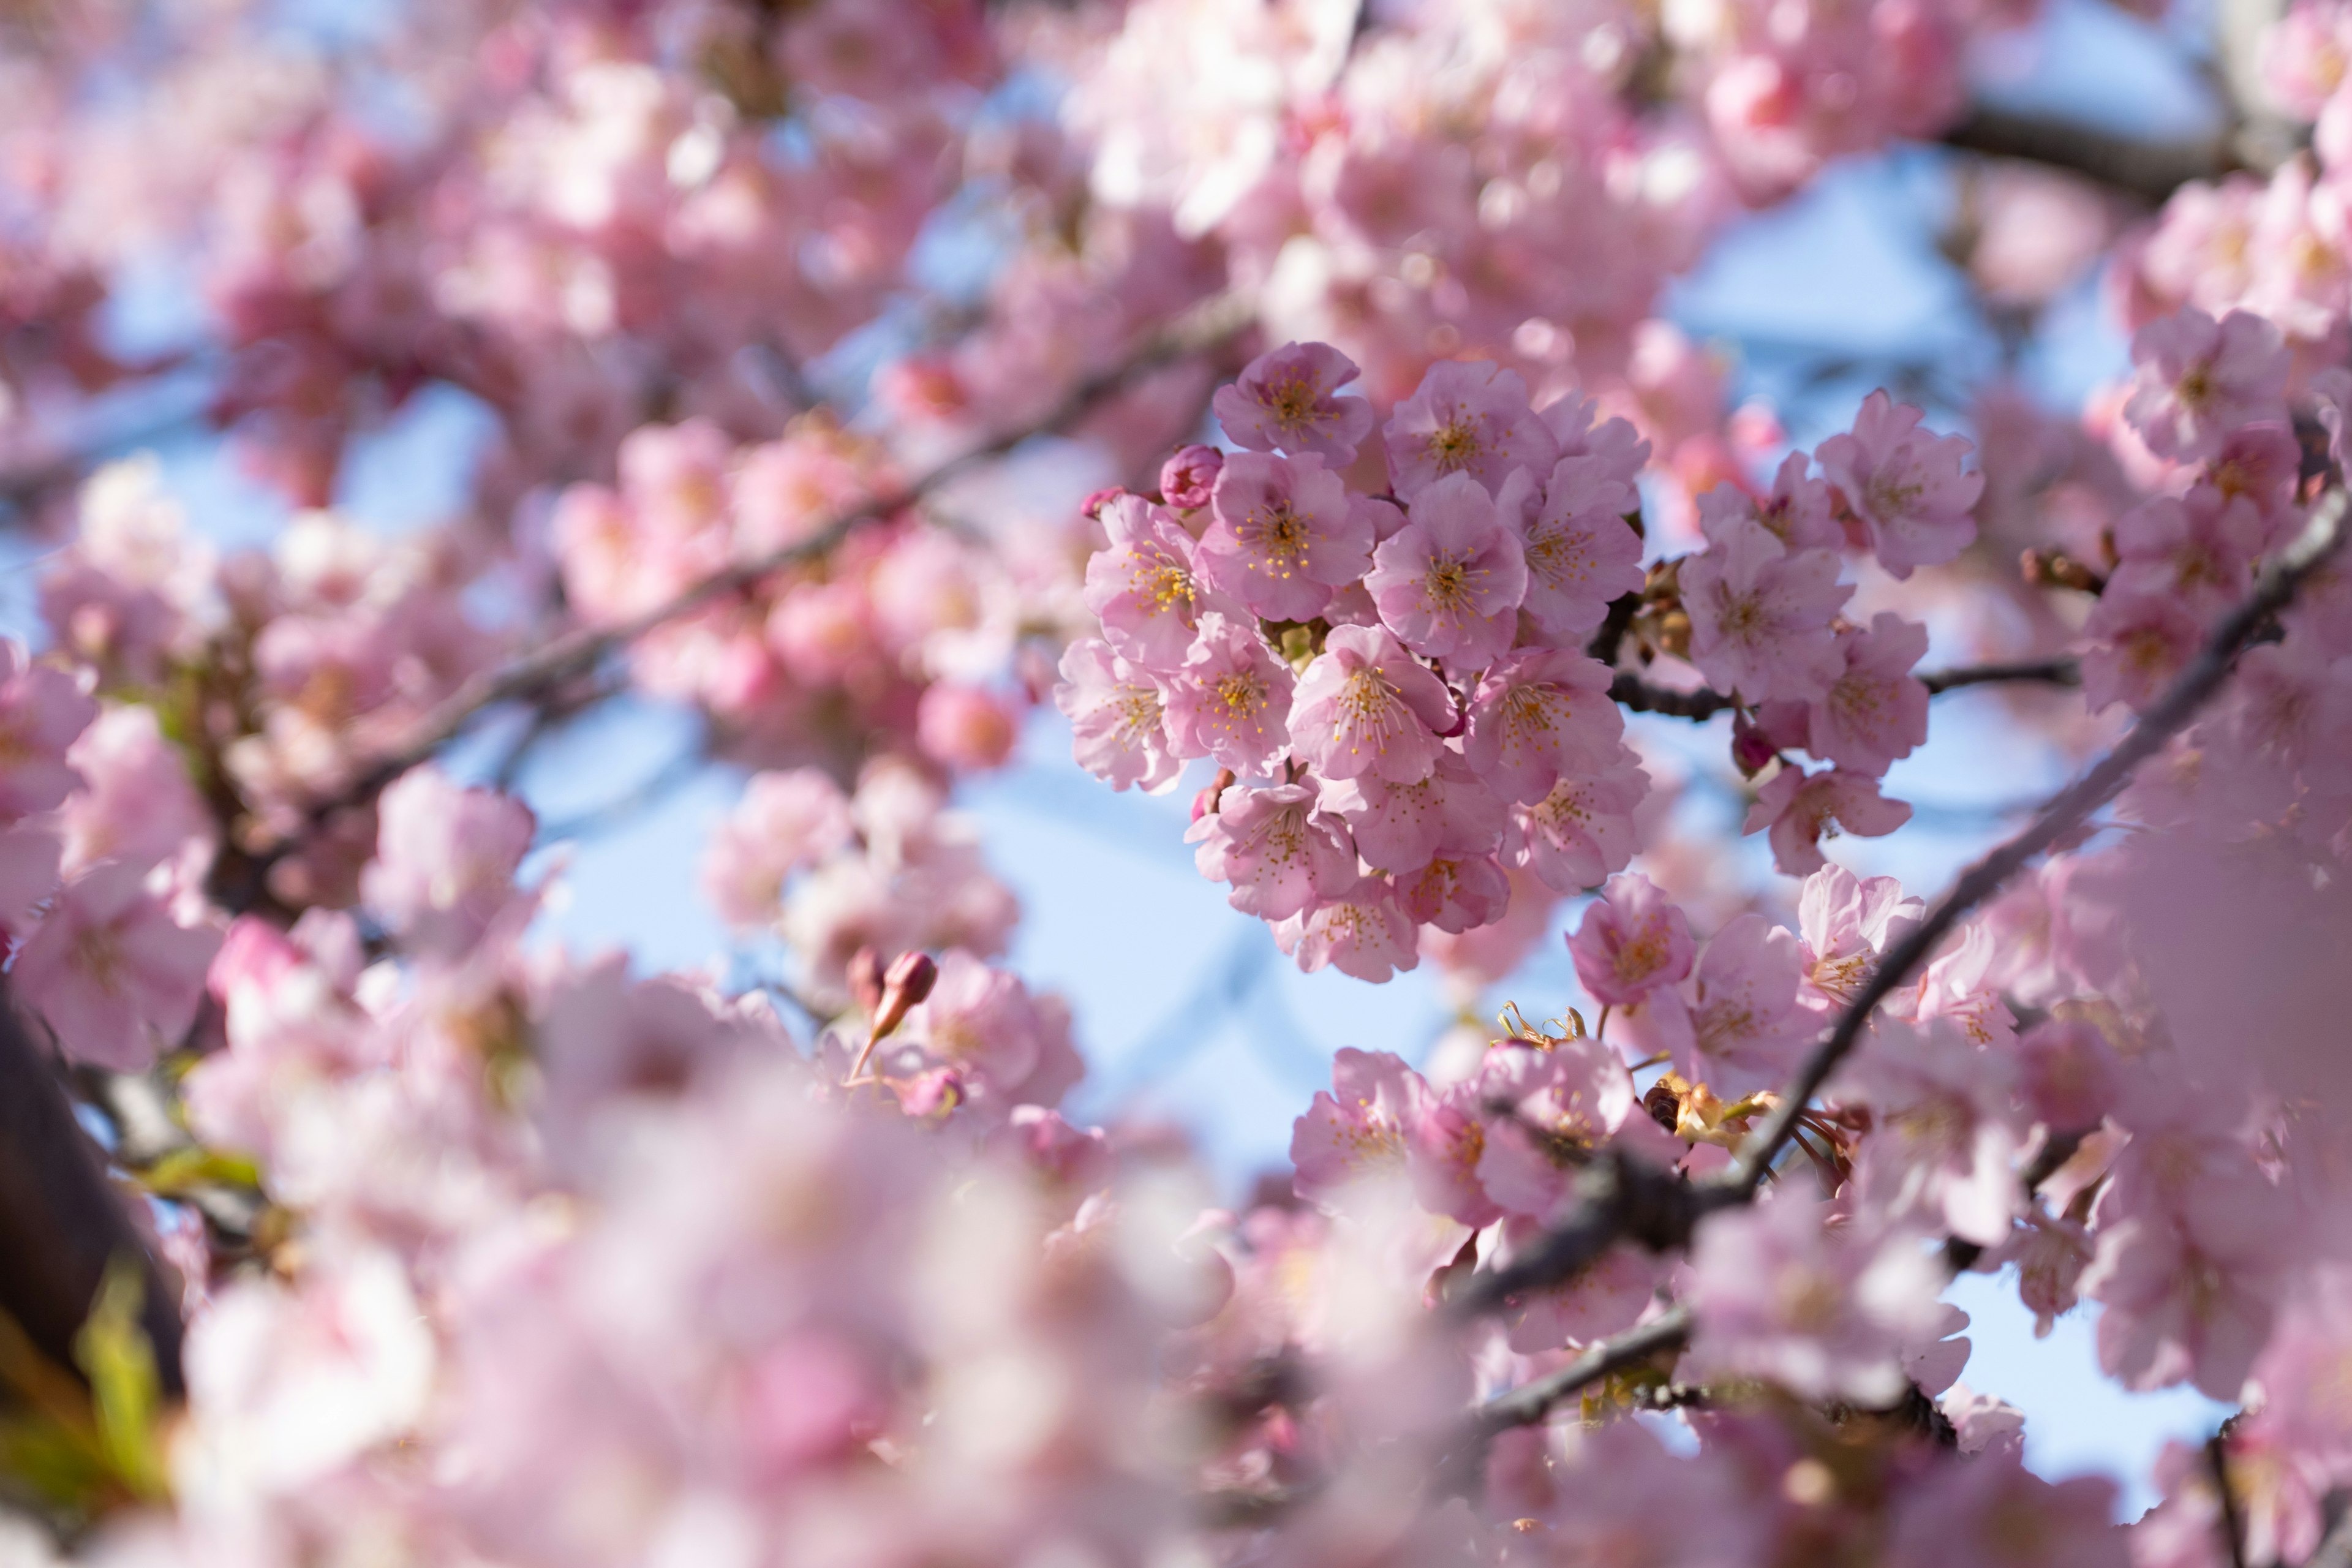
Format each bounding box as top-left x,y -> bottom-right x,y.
1186,782 -> 1357,920
2081,586 -> 2209,713
1517,456 -> 1648,638
1463,649 -> 1623,805
916,684 -> 1021,771
1161,612 -> 1295,774
1743,764 -> 1913,878
1504,747 -> 1650,894
1395,853 -> 1509,933
1382,360 -> 1561,500
1197,452 -> 1371,623
1679,511 -> 1851,703
1055,638 -> 1184,794
14,860 -> 220,1071
1272,874 -> 1422,982
2124,306 -> 2290,462
1566,872 -> 1697,1008
1814,390 -> 1985,578
1807,612 -> 1930,775
2108,484 -> 2266,617
1287,623 -> 1457,785
1756,450 -> 1844,552
1319,748 -> 1506,874
1366,473 -> 1528,665
1212,341 -> 1375,464
895,949 -> 1056,1100
1084,494 -> 1219,673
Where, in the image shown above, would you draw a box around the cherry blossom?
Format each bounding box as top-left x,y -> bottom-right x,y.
1382,361 -> 1560,500
1744,764 -> 1913,877
1084,495 -> 1221,673
13,861 -> 219,1071
1198,452 -> 1372,623
1366,473 -> 1528,666
2123,306 -> 2290,462
1287,624 -> 1457,785
1806,612 -> 1931,775
1056,638 -> 1185,793
1161,612 -> 1295,774
1212,341 -> 1376,463
1186,782 -> 1357,920
1814,391 -> 1984,579
1566,872 -> 1698,1007
1463,649 -> 1623,805
1679,508 -> 1851,703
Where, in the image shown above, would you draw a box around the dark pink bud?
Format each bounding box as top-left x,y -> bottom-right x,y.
1159,445 -> 1224,510
846,946 -> 887,1014
1730,714 -> 1779,777
1192,766 -> 1238,822
1080,486 -> 1129,522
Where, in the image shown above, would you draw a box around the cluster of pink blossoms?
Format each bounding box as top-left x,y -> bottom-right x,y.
1063,341 -> 1981,975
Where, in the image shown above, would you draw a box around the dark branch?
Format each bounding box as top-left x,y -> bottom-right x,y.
1463,1306 -> 1694,1438
1611,657 -> 2079,724
2210,1432 -> 2252,1568
1935,106 -> 2233,205
0,996 -> 185,1399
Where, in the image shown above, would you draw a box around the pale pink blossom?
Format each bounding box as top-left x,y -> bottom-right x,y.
2005,1204 -> 2097,1336
1186,782 -> 1357,921
1161,612 -> 1294,774
1839,1018 -> 2026,1245
701,769 -> 856,927
1084,494 -> 1219,673
1814,391 -> 1984,578
1212,341 -> 1374,464
1678,911 -> 1813,1096
1496,1226 -> 1659,1352
1566,872 -> 1697,1008
1366,473 -> 1528,666
2123,307 -> 2290,462
916,683 -> 1020,771
1807,612 -> 1930,775
2083,1176 -> 2293,1400
1472,1037 -> 1678,1227
1939,1383 -> 2027,1457
1756,451 -> 1844,552
0,640 -> 94,821
59,703 -> 209,878
895,949 -> 1055,1099
1291,1048 -> 1425,1205
1898,922 -> 2016,1049
1198,452 -> 1371,623
1273,874 -> 1421,982
1463,649 -> 1622,805
1319,749 -> 1506,874
2204,421 -> 2303,546
360,767 -> 536,956
1687,1194 -> 1953,1406
1680,511 -> 1850,703
1517,455 -> 1647,638
1382,360 -> 1559,500
1287,624 -> 1457,785
1744,764 -> 1912,878
1796,863 -> 1921,1011
14,861 -> 219,1071
1056,638 -> 1183,793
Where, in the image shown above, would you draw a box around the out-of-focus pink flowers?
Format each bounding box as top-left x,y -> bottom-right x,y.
360,766 -> 536,957
1212,341 -> 1374,464
14,860 -> 219,1071
1814,390 -> 1983,578
2124,307 -> 2291,462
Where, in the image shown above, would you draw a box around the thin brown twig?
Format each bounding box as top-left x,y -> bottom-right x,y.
1609,656 -> 2079,723
2210,1431 -> 2252,1568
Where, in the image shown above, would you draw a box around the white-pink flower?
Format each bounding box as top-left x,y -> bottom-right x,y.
1186,782 -> 1357,921
0,639 -> 94,821
701,769 -> 857,928
1319,748 -> 1505,875
360,767 -> 537,956
1502,748 -> 1649,894
1272,874 -> 1421,982
1055,638 -> 1183,794
1084,495 -> 1221,673
1291,1048 -> 1427,1205
1566,872 -> 1696,1008
1519,454 -> 1647,639
1837,1018 -> 2027,1245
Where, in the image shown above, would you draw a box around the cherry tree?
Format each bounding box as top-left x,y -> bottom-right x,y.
0,0 -> 2348,1564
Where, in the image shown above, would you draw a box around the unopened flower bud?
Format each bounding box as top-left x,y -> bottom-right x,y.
1730,713 -> 1779,777
1191,767 -> 1237,822
1159,445 -> 1223,510
850,950 -> 940,1084
1080,486 -> 1128,522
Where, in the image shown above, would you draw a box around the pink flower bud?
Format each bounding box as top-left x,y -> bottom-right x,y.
916,684 -> 1019,772
1731,713 -> 1779,776
1192,767 -> 1236,822
1080,486 -> 1128,522
1158,445 -> 1223,510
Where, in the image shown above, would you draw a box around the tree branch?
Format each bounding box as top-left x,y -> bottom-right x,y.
1463,1306 -> 1695,1439
1934,106 -> 2234,205
222,290 -> 1257,904
0,995 -> 185,1400
1608,657 -> 2080,723
1453,488 -> 2348,1311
